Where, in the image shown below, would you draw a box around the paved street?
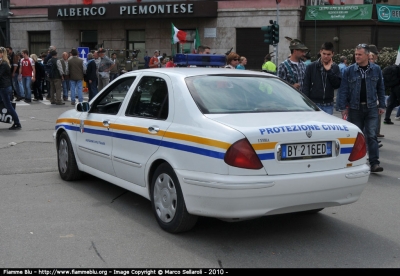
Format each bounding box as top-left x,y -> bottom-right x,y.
0,101 -> 399,268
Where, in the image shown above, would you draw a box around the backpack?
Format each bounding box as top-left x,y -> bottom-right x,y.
44,59 -> 55,79
382,64 -> 400,88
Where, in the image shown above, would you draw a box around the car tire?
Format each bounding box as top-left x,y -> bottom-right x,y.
58,131 -> 83,181
150,163 -> 198,233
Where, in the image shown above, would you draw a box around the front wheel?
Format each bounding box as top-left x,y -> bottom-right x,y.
58,131 -> 82,181
150,163 -> 198,233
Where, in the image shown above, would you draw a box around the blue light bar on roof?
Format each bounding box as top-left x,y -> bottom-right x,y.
174,54 -> 226,67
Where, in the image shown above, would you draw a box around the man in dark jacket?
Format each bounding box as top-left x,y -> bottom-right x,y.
48,51 -> 64,105
86,53 -> 98,102
302,42 -> 341,115
383,76 -> 400,124
44,46 -> 56,99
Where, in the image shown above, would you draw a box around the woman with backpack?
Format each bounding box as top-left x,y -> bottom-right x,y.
31,54 -> 44,101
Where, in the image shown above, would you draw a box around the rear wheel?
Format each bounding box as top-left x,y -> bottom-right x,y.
150,163 -> 198,233
58,132 -> 83,181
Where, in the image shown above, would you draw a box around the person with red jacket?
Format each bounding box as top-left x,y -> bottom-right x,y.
149,50 -> 160,68
19,49 -> 36,103
166,57 -> 175,68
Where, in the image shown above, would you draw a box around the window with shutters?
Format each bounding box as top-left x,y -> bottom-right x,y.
28,31 -> 50,57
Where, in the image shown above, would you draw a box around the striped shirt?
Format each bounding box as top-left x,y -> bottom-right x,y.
277,59 -> 306,92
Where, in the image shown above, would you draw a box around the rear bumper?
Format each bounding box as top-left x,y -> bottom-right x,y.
175,165 -> 370,219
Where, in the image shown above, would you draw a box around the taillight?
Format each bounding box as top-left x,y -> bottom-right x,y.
224,138 -> 263,169
348,132 -> 367,162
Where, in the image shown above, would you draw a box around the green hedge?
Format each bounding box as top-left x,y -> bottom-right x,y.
312,47 -> 398,71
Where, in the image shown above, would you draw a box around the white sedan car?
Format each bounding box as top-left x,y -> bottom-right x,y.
54,68 -> 370,233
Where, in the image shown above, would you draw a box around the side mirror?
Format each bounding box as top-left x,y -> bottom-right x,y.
76,102 -> 90,112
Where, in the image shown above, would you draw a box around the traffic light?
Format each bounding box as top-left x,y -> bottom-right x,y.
261,25 -> 273,44
272,23 -> 279,44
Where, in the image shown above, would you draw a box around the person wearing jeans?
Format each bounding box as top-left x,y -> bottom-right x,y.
68,48 -> 86,105
396,105 -> 400,120
13,72 -> 24,100
383,85 -> 400,124
338,44 -> 386,173
62,78 -> 70,100
6,47 -> 24,101
316,103 -> 334,115
58,52 -> 70,101
70,80 -> 83,104
20,75 -> 32,102
19,49 -> 35,103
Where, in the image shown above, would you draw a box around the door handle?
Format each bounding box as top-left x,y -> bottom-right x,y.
148,126 -> 160,134
103,119 -> 111,129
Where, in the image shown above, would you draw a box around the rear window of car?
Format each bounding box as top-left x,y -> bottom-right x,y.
185,75 -> 318,114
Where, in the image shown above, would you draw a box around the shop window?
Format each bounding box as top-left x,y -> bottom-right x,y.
81,30 -> 98,50
127,30 -> 145,68
28,31 -> 50,57
0,0 -> 7,11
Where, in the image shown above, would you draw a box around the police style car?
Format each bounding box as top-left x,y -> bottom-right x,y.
54,67 -> 370,233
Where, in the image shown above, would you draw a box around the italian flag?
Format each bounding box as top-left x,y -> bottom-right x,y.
171,23 -> 187,44
193,28 -> 201,53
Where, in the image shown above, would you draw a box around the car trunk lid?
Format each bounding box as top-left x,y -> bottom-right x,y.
205,112 -> 360,175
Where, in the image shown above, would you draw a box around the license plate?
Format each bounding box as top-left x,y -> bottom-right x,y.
281,142 -> 332,160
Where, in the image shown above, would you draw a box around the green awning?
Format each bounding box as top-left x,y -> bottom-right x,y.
305,5 -> 373,21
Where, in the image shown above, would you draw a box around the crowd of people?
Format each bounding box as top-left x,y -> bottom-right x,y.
134,41 -> 394,174
200,40 -> 392,174
0,45 -> 119,130
0,41 -> 396,174
4,45 -> 118,104
275,38 -> 394,173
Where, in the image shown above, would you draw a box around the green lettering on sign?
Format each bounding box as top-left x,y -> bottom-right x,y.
305,5 -> 373,21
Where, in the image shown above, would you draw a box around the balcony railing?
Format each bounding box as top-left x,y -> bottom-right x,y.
306,0 -> 326,5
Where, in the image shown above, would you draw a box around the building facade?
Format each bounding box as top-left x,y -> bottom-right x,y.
3,0 -> 399,69
5,0 -> 305,70
302,0 -> 400,56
